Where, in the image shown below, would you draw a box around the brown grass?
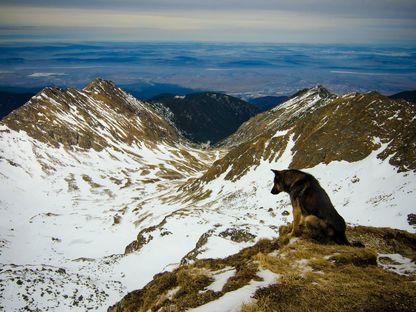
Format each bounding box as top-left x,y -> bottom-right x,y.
81,174 -> 102,188
110,238 -> 280,312
110,226 -> 416,312
242,232 -> 416,312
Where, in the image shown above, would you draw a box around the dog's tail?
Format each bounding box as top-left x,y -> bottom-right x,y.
334,232 -> 365,248
334,232 -> 351,245
350,240 -> 365,248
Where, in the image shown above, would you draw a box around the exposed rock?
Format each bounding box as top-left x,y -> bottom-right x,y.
219,228 -> 256,243
408,214 -> 416,226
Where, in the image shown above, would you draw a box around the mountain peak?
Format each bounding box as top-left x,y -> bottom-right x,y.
83,77 -> 117,91
311,84 -> 331,95
301,85 -> 332,98
1,79 -> 181,150
285,85 -> 333,104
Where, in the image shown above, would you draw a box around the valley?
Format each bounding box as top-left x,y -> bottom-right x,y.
0,79 -> 415,311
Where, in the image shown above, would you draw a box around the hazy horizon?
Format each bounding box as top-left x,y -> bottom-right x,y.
0,1 -> 415,44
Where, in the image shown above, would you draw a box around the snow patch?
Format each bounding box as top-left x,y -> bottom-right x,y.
378,253 -> 416,276
190,269 -> 278,312
28,72 -> 67,77
206,267 -> 236,292
271,128 -> 290,138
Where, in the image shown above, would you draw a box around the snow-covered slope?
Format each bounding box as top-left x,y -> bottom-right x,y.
0,82 -> 415,311
0,79 -> 224,311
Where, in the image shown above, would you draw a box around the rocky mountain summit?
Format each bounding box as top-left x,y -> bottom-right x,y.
2,78 -> 181,150
0,80 -> 415,311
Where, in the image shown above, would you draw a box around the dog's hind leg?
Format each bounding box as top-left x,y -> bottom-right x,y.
303,215 -> 328,241
290,202 -> 302,237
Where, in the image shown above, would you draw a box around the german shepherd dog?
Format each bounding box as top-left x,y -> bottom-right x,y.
271,169 -> 349,245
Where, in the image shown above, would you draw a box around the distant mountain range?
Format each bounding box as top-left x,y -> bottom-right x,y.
150,92 -> 260,144
389,90 -> 416,103
120,81 -> 200,100
1,83 -> 415,122
0,91 -> 36,119
248,95 -> 288,111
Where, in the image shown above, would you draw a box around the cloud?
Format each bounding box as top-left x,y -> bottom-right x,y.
2,1 -> 416,19
0,6 -> 344,30
330,71 -> 392,76
28,72 -> 67,77
0,2 -> 415,44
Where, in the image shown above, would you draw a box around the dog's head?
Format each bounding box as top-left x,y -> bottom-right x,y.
271,169 -> 284,195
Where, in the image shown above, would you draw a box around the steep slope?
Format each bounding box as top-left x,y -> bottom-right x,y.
150,92 -> 260,144
0,79 -> 224,311
390,89 -> 416,104
212,88 -> 416,183
219,86 -> 335,148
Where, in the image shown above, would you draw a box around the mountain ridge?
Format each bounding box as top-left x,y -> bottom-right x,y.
389,89 -> 416,104
212,87 -> 415,182
2,78 -> 184,151
0,79 -> 415,312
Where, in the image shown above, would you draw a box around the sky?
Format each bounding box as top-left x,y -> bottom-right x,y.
0,0 -> 415,44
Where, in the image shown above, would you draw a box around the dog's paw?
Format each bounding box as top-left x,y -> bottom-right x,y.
278,224 -> 291,236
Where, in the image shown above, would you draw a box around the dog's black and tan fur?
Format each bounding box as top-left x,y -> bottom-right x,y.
271,169 -> 349,245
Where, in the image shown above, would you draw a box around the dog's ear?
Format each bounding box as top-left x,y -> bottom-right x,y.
271,169 -> 280,175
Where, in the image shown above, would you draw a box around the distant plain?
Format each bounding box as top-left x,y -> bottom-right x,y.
0,42 -> 415,98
